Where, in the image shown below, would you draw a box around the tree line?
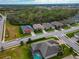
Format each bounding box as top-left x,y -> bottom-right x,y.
7,7 -> 78,25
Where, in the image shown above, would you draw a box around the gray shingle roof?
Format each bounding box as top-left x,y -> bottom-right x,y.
60,19 -> 76,24
31,40 -> 59,58
60,14 -> 79,24
51,21 -> 63,27
33,24 -> 44,30
42,23 -> 52,29
45,46 -> 59,57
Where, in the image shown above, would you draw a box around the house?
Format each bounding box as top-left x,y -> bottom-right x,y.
21,25 -> 33,34
42,23 -> 55,30
60,19 -> 76,25
31,40 -> 59,59
72,14 -> 79,23
51,21 -> 64,30
60,14 -> 79,25
33,24 -> 44,30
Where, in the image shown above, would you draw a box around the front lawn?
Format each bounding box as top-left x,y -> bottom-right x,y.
45,28 -> 54,32
34,29 -> 43,34
71,23 -> 79,26
63,26 -> 70,30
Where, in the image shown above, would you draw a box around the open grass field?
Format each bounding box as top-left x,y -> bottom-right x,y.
0,45 -> 32,59
66,30 -> 79,38
5,21 -> 21,41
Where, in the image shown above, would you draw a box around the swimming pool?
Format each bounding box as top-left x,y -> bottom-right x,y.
33,52 -> 42,59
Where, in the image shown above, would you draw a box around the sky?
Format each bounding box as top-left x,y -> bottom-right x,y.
0,0 -> 79,4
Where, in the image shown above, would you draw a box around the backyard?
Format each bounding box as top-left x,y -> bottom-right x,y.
0,45 -> 32,59
50,44 -> 74,59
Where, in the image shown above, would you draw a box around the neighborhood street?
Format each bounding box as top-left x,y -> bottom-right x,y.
0,14 -> 79,54
58,35 -> 79,53
0,14 -> 5,41
1,26 -> 79,53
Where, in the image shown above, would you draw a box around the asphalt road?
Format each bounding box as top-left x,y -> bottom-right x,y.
0,14 -> 5,41
1,26 -> 79,53
0,14 -> 79,53
58,36 -> 79,53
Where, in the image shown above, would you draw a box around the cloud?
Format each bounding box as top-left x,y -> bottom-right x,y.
0,0 -> 79,4
34,0 -> 79,4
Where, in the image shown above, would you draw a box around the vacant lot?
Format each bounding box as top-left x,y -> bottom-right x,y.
5,21 -> 20,41
5,21 -> 31,41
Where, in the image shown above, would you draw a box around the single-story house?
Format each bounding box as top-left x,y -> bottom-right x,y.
51,21 -> 64,30
20,25 -> 33,34
60,19 -> 76,25
72,14 -> 79,23
42,23 -> 55,30
31,40 -> 59,59
33,24 -> 44,30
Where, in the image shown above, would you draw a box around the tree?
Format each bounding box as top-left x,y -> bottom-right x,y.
27,38 -> 31,44
1,46 -> 4,52
20,41 -> 24,46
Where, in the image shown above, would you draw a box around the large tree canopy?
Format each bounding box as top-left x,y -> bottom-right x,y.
7,7 -> 78,25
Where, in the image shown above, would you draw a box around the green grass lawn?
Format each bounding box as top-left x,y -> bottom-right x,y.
61,44 -> 72,57
27,36 -> 59,44
34,29 -> 43,34
50,44 -> 73,59
66,30 -> 79,38
0,45 -> 32,59
63,26 -> 70,30
71,23 -> 79,26
45,28 -> 54,32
